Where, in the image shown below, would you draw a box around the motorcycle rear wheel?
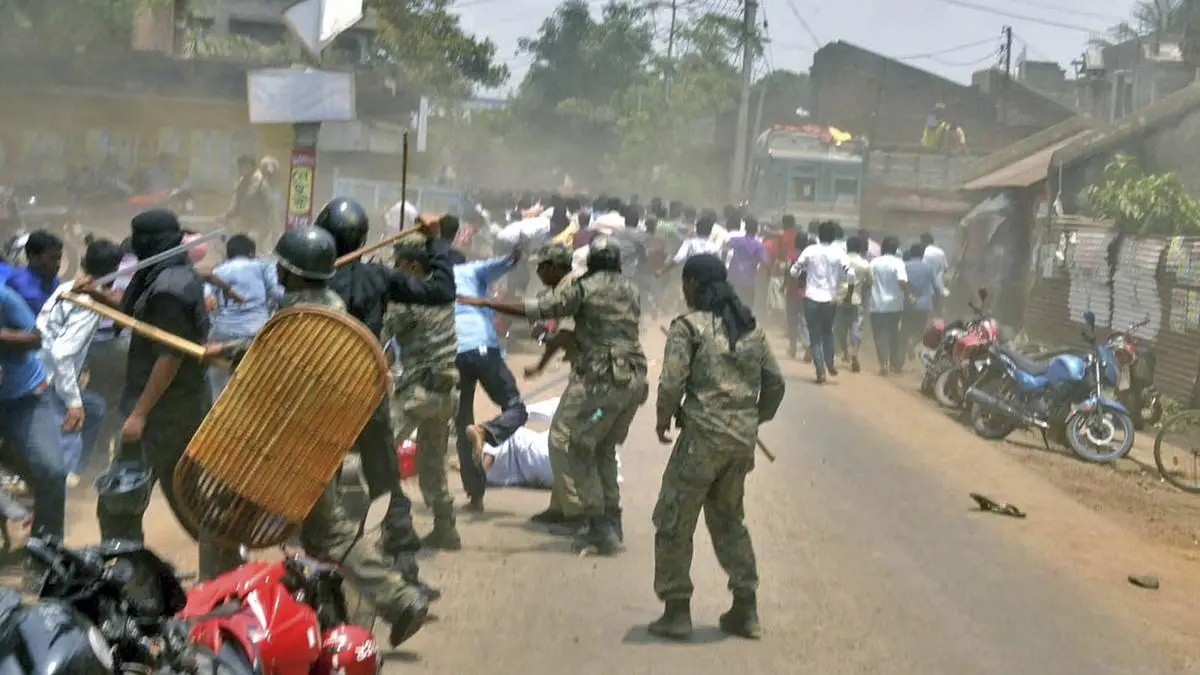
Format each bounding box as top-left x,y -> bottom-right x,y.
1065,406 -> 1135,463
969,380 -> 1017,440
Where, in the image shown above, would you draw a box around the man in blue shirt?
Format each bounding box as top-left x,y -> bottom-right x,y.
0,283 -> 68,540
448,225 -> 528,512
7,231 -> 63,314
205,234 -> 284,401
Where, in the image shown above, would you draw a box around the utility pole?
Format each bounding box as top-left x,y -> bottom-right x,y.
730,0 -> 757,203
664,0 -> 677,104
1002,25 -> 1013,76
998,25 -> 1013,124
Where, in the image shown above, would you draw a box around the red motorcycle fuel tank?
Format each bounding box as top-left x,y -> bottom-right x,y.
181,560 -> 322,675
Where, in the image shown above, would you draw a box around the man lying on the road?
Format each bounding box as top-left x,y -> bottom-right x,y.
479,397 -> 623,489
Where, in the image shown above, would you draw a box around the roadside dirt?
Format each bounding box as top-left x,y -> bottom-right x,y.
775,340 -> 1200,667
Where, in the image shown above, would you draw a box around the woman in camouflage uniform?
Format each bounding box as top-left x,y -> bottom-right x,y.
649,253 -> 786,641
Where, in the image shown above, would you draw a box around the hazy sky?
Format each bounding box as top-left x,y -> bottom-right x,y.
454,0 -> 1142,95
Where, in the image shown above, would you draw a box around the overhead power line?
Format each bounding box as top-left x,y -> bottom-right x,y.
1003,0 -> 1124,23
782,0 -> 822,51
931,0 -> 1107,34
892,36 -> 998,60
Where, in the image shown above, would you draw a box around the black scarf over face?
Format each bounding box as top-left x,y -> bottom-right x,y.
683,253 -> 756,347
122,209 -> 185,313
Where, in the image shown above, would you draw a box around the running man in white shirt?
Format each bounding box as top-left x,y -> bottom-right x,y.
919,232 -> 949,314
656,211 -> 721,277
790,221 -> 854,383
36,239 -> 124,483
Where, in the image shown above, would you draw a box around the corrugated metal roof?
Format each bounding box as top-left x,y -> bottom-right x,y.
961,131 -> 1092,190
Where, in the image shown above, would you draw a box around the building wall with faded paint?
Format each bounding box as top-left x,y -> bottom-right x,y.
0,91 -> 292,206
1025,223 -> 1200,404
811,42 -> 1071,153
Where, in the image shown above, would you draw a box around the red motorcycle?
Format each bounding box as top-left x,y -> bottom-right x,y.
180,553 -> 380,675
921,289 -> 1001,409
1106,315 -> 1163,430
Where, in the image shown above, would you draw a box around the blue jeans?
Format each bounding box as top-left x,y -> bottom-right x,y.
456,347 -> 529,500
52,389 -> 107,475
870,312 -> 905,371
0,389 -> 67,538
835,304 -> 865,359
803,298 -> 838,375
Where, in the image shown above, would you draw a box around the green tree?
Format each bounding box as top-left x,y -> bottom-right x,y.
752,69 -> 812,126
370,0 -> 509,96
0,0 -> 158,53
1082,153 -> 1200,235
1094,0 -> 1189,44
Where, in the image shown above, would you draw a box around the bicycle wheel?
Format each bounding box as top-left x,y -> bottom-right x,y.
1153,408 -> 1200,493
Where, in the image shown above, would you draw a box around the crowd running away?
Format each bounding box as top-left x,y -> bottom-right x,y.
0,188 -> 951,649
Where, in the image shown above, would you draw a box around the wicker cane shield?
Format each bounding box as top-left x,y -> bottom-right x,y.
174,306 -> 389,549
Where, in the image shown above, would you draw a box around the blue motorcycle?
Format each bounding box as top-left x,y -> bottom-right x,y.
964,310 -> 1136,463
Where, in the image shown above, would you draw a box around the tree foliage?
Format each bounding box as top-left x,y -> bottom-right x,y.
441,0 -> 810,202
0,0 -> 158,53
370,0 -> 509,96
1082,153 -> 1200,236
1093,0 -> 1188,45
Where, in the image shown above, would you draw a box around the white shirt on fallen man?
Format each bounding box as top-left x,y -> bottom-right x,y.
479,396 -> 623,488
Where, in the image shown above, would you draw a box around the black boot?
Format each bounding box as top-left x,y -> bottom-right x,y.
606,506 -> 623,543
422,509 -> 462,551
392,552 -> 441,601
385,590 -> 430,648
647,599 -> 692,640
719,592 -> 762,639
529,508 -> 567,525
573,515 -> 619,555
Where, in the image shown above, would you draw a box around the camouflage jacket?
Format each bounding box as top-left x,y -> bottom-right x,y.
217,287 -> 346,360
524,269 -> 647,386
657,311 -> 786,450
380,301 -> 458,394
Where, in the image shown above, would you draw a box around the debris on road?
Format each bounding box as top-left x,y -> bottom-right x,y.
969,493 -> 1027,518
1128,575 -> 1160,590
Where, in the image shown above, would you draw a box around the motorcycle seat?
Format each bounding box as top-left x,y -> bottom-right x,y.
999,345 -> 1051,376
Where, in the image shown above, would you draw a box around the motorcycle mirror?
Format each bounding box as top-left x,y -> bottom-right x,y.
1083,310 -> 1096,328
978,288 -> 989,302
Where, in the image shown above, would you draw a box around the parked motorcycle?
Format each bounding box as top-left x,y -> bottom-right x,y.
1106,315 -> 1163,430
180,551 -> 380,675
965,310 -> 1136,463
920,289 -> 1000,409
3,535 -> 243,675
918,318 -> 965,397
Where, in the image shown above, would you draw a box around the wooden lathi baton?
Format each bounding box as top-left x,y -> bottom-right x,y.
335,130 -> 415,267
61,291 -> 208,361
659,324 -> 776,462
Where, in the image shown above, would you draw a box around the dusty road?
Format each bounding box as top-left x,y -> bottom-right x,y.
383,337 -> 1200,674
37,328 -> 1200,674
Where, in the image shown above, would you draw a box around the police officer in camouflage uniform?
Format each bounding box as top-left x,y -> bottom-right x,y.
648,253 -> 786,641
204,226 -> 432,647
458,236 -> 648,555
383,233 -> 461,550
315,198 -> 454,597
525,243 -> 584,530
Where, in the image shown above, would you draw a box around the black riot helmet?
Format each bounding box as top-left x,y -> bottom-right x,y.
314,197 -> 370,256
275,227 -> 336,280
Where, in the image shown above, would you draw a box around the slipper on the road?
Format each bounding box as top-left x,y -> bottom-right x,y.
1128,574 -> 1160,590
969,493 -> 1026,519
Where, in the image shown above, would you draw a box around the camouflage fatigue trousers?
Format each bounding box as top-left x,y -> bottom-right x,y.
549,376 -> 646,517
392,379 -> 458,518
652,429 -> 759,602
546,375 -> 581,518
300,474 -> 423,620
